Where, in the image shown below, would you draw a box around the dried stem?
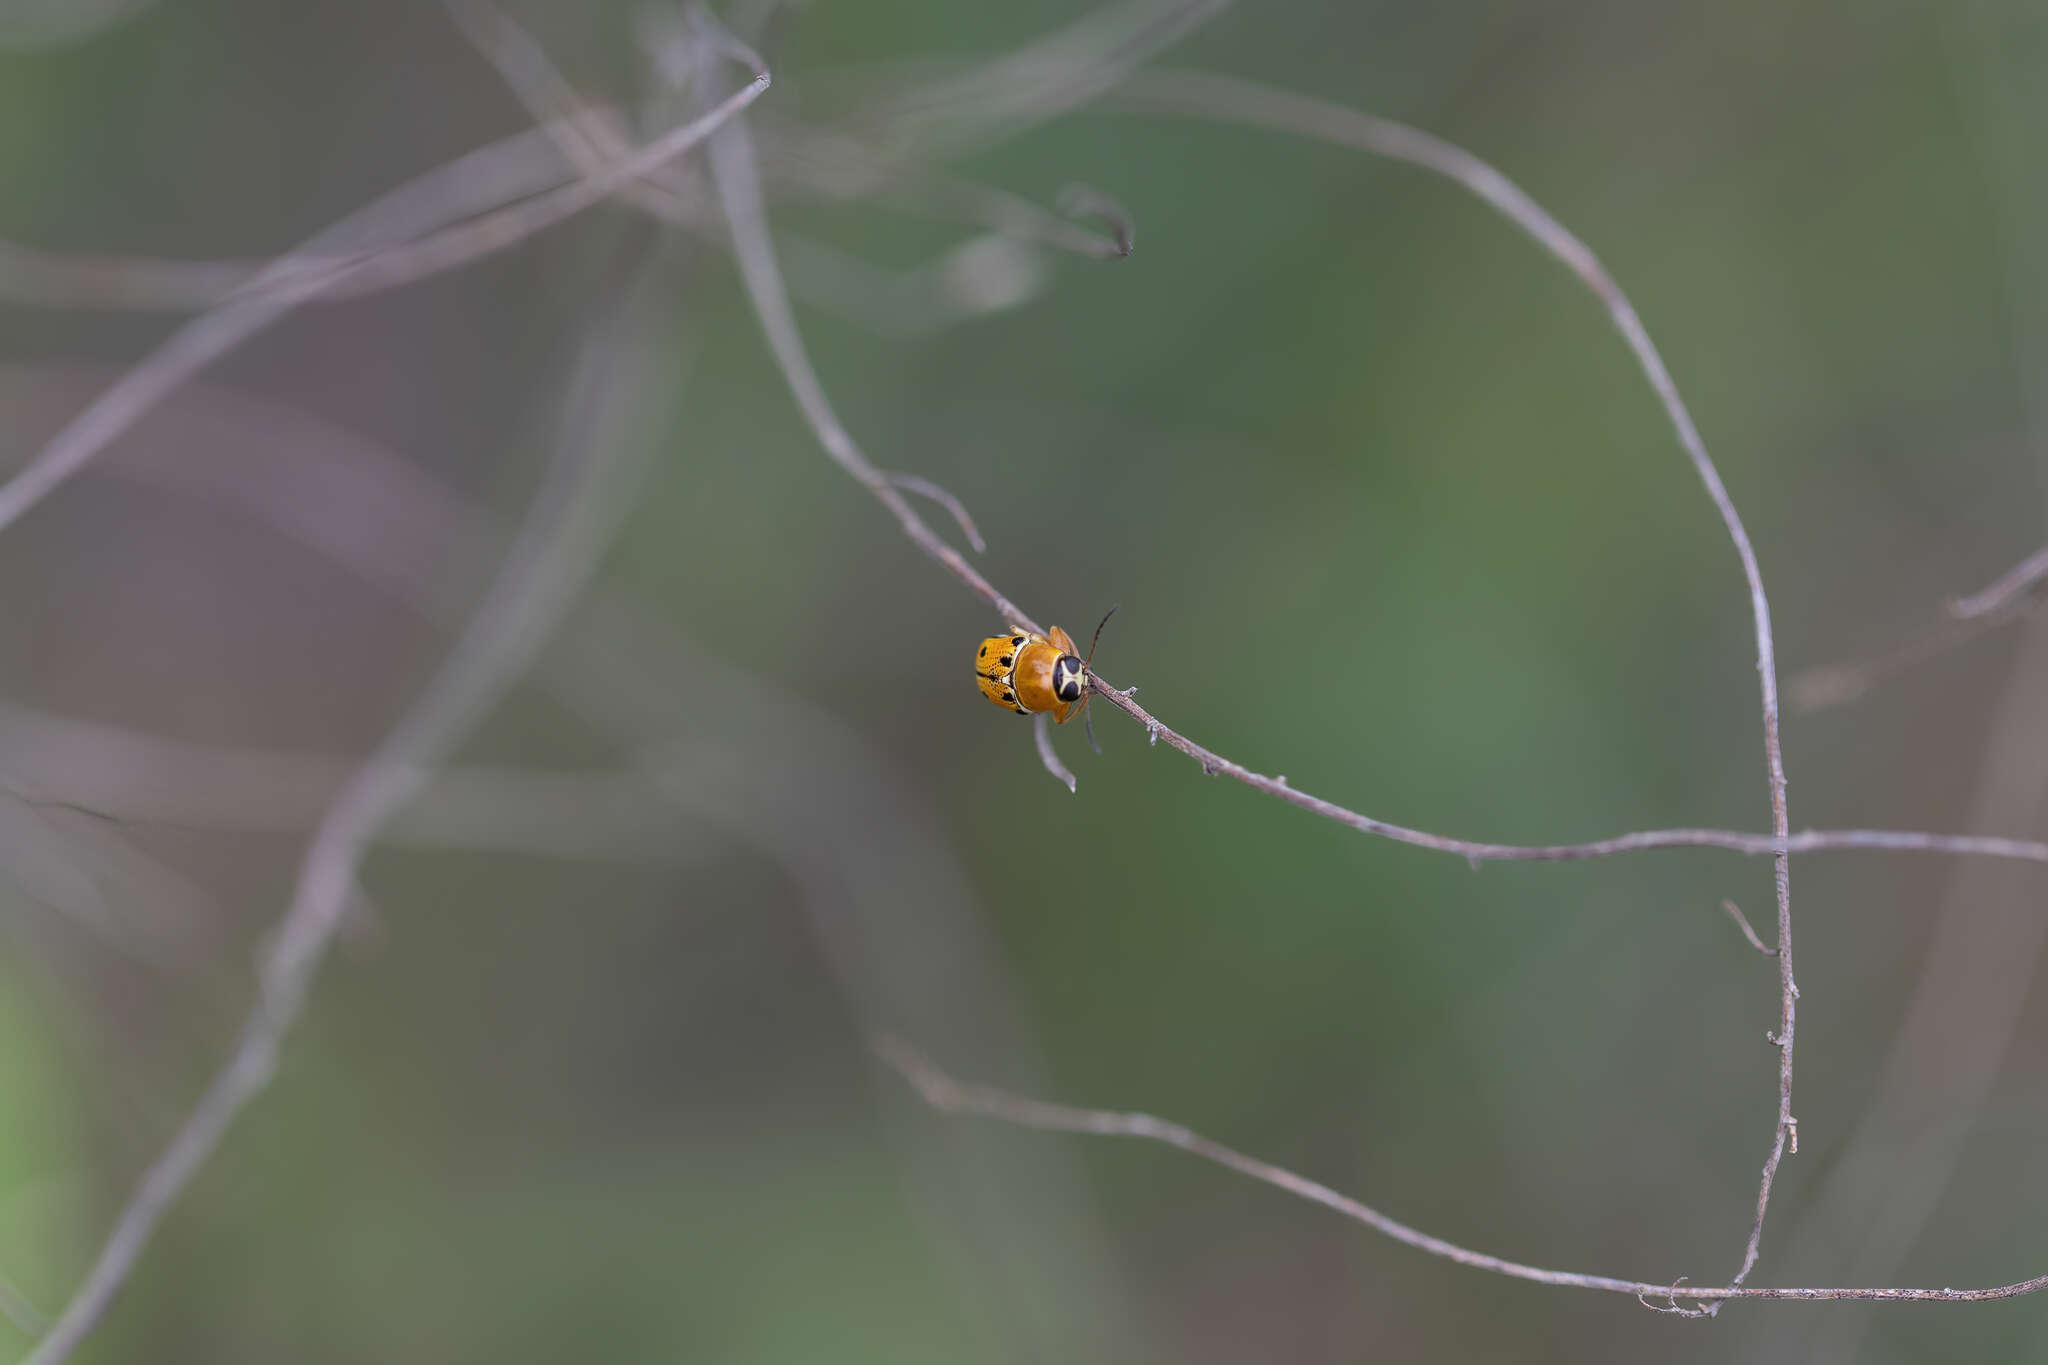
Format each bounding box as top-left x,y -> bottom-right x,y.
1103,69 -> 1797,1298
1788,609 -> 2020,713
695,19 -> 2048,1315
887,473 -> 988,553
17,260 -> 666,1365
690,41 -> 2048,877
0,69 -> 767,539
1083,678 -> 2048,863
0,698 -> 703,862
1721,899 -> 1779,957
1033,713 -> 1079,794
0,1274 -> 44,1338
697,15 -> 1037,631
876,1036 -> 2048,1305
1951,545 -> 2048,620
0,241 -> 278,311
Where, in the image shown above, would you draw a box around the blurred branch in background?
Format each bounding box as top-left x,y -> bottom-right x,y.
0,64 -> 768,538
16,236 -> 676,1364
0,701 -> 705,863
0,359 -> 1147,1360
1952,544 -> 2048,620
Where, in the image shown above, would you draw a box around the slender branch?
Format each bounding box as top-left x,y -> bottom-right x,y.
700,31 -> 2048,1313
1951,544 -> 2048,620
876,1036 -> 2048,1306
1103,68 -> 1798,1298
1721,900 -> 1778,957
0,68 -> 767,540
864,0 -> 1233,157
692,35 -> 2048,878
1082,679 -> 2048,864
887,473 -> 988,553
0,699 -> 703,862
1033,713 -> 1078,794
0,1274 -> 44,1338
1788,610 -> 2020,713
696,14 -> 1037,631
0,241 -> 277,311
17,260 -> 666,1365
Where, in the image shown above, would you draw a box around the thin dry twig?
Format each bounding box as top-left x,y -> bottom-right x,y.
1085,676 -> 2048,866
887,473 -> 988,554
17,259 -> 666,1365
694,42 -> 2048,875
0,69 -> 767,540
876,1035 -> 2048,1306
0,699 -> 703,862
692,21 -> 2048,1312
0,241 -> 278,311
696,17 -> 1036,632
1033,713 -> 1078,794
1788,592 -> 2045,713
865,0 -> 1233,157
1721,899 -> 1778,957
1952,545 -> 2048,620
0,1273 -> 44,1339
1103,69 -> 1799,1299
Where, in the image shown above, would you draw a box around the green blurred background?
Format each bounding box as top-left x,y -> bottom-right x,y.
3,0 -> 2048,1360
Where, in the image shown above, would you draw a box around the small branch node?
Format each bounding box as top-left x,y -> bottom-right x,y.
1786,1116 -> 1799,1155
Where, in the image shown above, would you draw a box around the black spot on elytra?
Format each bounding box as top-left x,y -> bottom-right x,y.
979,645 -> 987,658
1011,635 -> 1024,645
998,655 -> 1012,668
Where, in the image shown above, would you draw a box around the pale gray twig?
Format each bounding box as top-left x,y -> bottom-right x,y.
1789,613 -> 2008,713
1033,713 -> 1078,794
877,1035 -> 2048,1305
0,700 -> 702,862
1720,900 -> 1777,956
1082,679 -> 2048,866
17,259 -> 665,1365
867,0 -> 1232,157
696,12 -> 1035,631
0,241 -> 277,311
887,473 -> 987,553
1028,68 -> 1803,1298
698,39 -> 2048,878
700,25 -> 2048,1319
0,1271 -> 45,1338
0,68 -> 767,539
1951,544 -> 2048,620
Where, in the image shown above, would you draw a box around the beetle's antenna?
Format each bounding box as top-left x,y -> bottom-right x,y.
1076,603 -> 1117,755
1086,602 -> 1120,667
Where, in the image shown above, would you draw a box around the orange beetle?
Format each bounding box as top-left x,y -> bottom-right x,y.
973,608 -> 1116,726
